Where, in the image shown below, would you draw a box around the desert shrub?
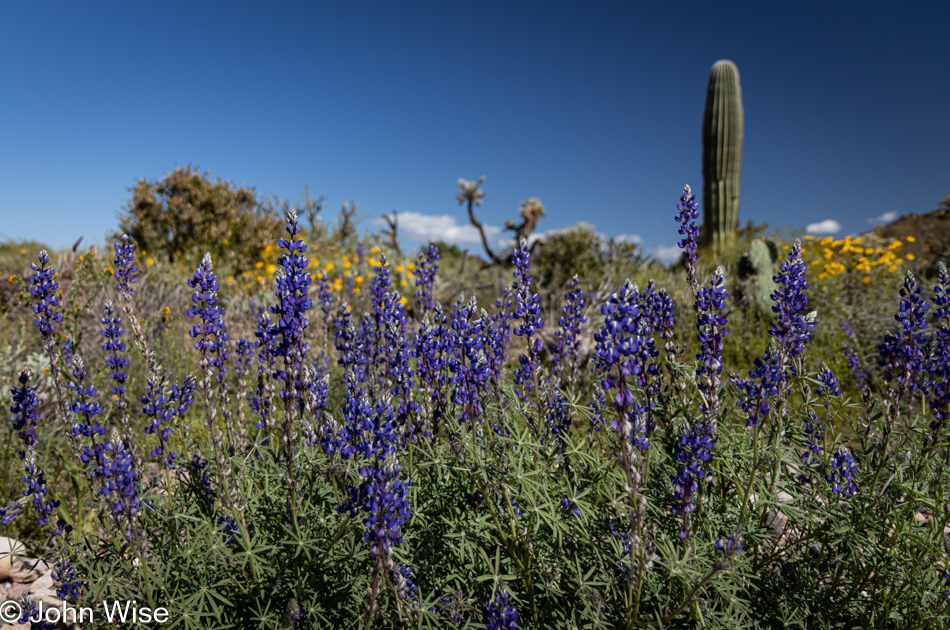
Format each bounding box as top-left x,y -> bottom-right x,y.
119,165 -> 284,273
533,222 -> 607,294
1,187 -> 949,630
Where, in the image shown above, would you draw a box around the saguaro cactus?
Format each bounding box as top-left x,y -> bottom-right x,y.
702,60 -> 744,250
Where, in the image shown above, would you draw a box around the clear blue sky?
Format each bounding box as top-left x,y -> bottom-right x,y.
1,1 -> 947,262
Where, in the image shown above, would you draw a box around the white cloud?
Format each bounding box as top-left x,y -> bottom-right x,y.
614,233 -> 643,245
805,219 -> 842,235
868,211 -> 898,225
650,244 -> 682,264
392,211 -> 501,245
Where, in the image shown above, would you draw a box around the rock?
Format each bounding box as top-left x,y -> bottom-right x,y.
777,491 -> 794,504
765,509 -> 788,538
5,569 -> 60,611
8,557 -> 49,583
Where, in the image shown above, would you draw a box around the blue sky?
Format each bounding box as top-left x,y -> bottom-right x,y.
1,1 -> 947,262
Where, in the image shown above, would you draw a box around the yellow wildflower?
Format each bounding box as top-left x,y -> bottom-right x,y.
906,253 -> 915,260
255,261 -> 264,269
146,257 -> 155,266
355,275 -> 364,286
862,277 -> 871,284
906,236 -> 915,242
370,247 -> 381,254
265,264 -> 277,276
396,266 -> 405,273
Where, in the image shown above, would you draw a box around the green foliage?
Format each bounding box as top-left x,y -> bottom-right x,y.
533,223 -> 607,292
702,60 -> 744,251
119,166 -> 283,272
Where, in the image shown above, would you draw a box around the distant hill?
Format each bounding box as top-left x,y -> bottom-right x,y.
861,195 -> 950,266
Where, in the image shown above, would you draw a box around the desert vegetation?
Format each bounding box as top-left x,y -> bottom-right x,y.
1,171 -> 949,630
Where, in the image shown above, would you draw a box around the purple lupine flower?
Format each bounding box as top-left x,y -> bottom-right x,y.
732,343 -> 784,426
509,239 -> 544,399
52,556 -> 82,600
670,421 -> 715,537
675,185 -> 701,294
428,588 -> 464,624
113,234 -> 139,297
334,303 -> 367,384
22,448 -> 59,528
337,393 -> 412,619
695,268 -> 728,421
0,500 -> 21,524
446,295 -> 491,430
643,280 -> 676,354
928,263 -> 950,436
593,280 -> 659,449
826,446 -> 858,498
187,254 -> 226,358
815,364 -> 841,397
560,497 -> 580,518
16,593 -> 56,629
770,239 -> 814,361
61,335 -> 76,369
9,370 -> 40,454
365,256 -> 409,390
392,563 -> 418,600
252,311 -> 278,435
100,430 -> 142,540
878,271 -> 929,396
715,532 -> 744,557
609,522 -> 636,574
843,345 -> 869,397
414,243 -> 440,317
544,386 -> 573,441
186,253 -> 236,449
415,305 -> 450,431
100,302 -> 129,407
796,416 -> 824,485
488,287 -> 513,378
270,210 -> 312,375
29,250 -> 64,343
179,453 -> 218,506
484,591 -> 519,630
552,275 -> 587,388
141,374 -> 180,468
841,319 -> 856,338
388,320 -> 423,440
68,356 -> 106,451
